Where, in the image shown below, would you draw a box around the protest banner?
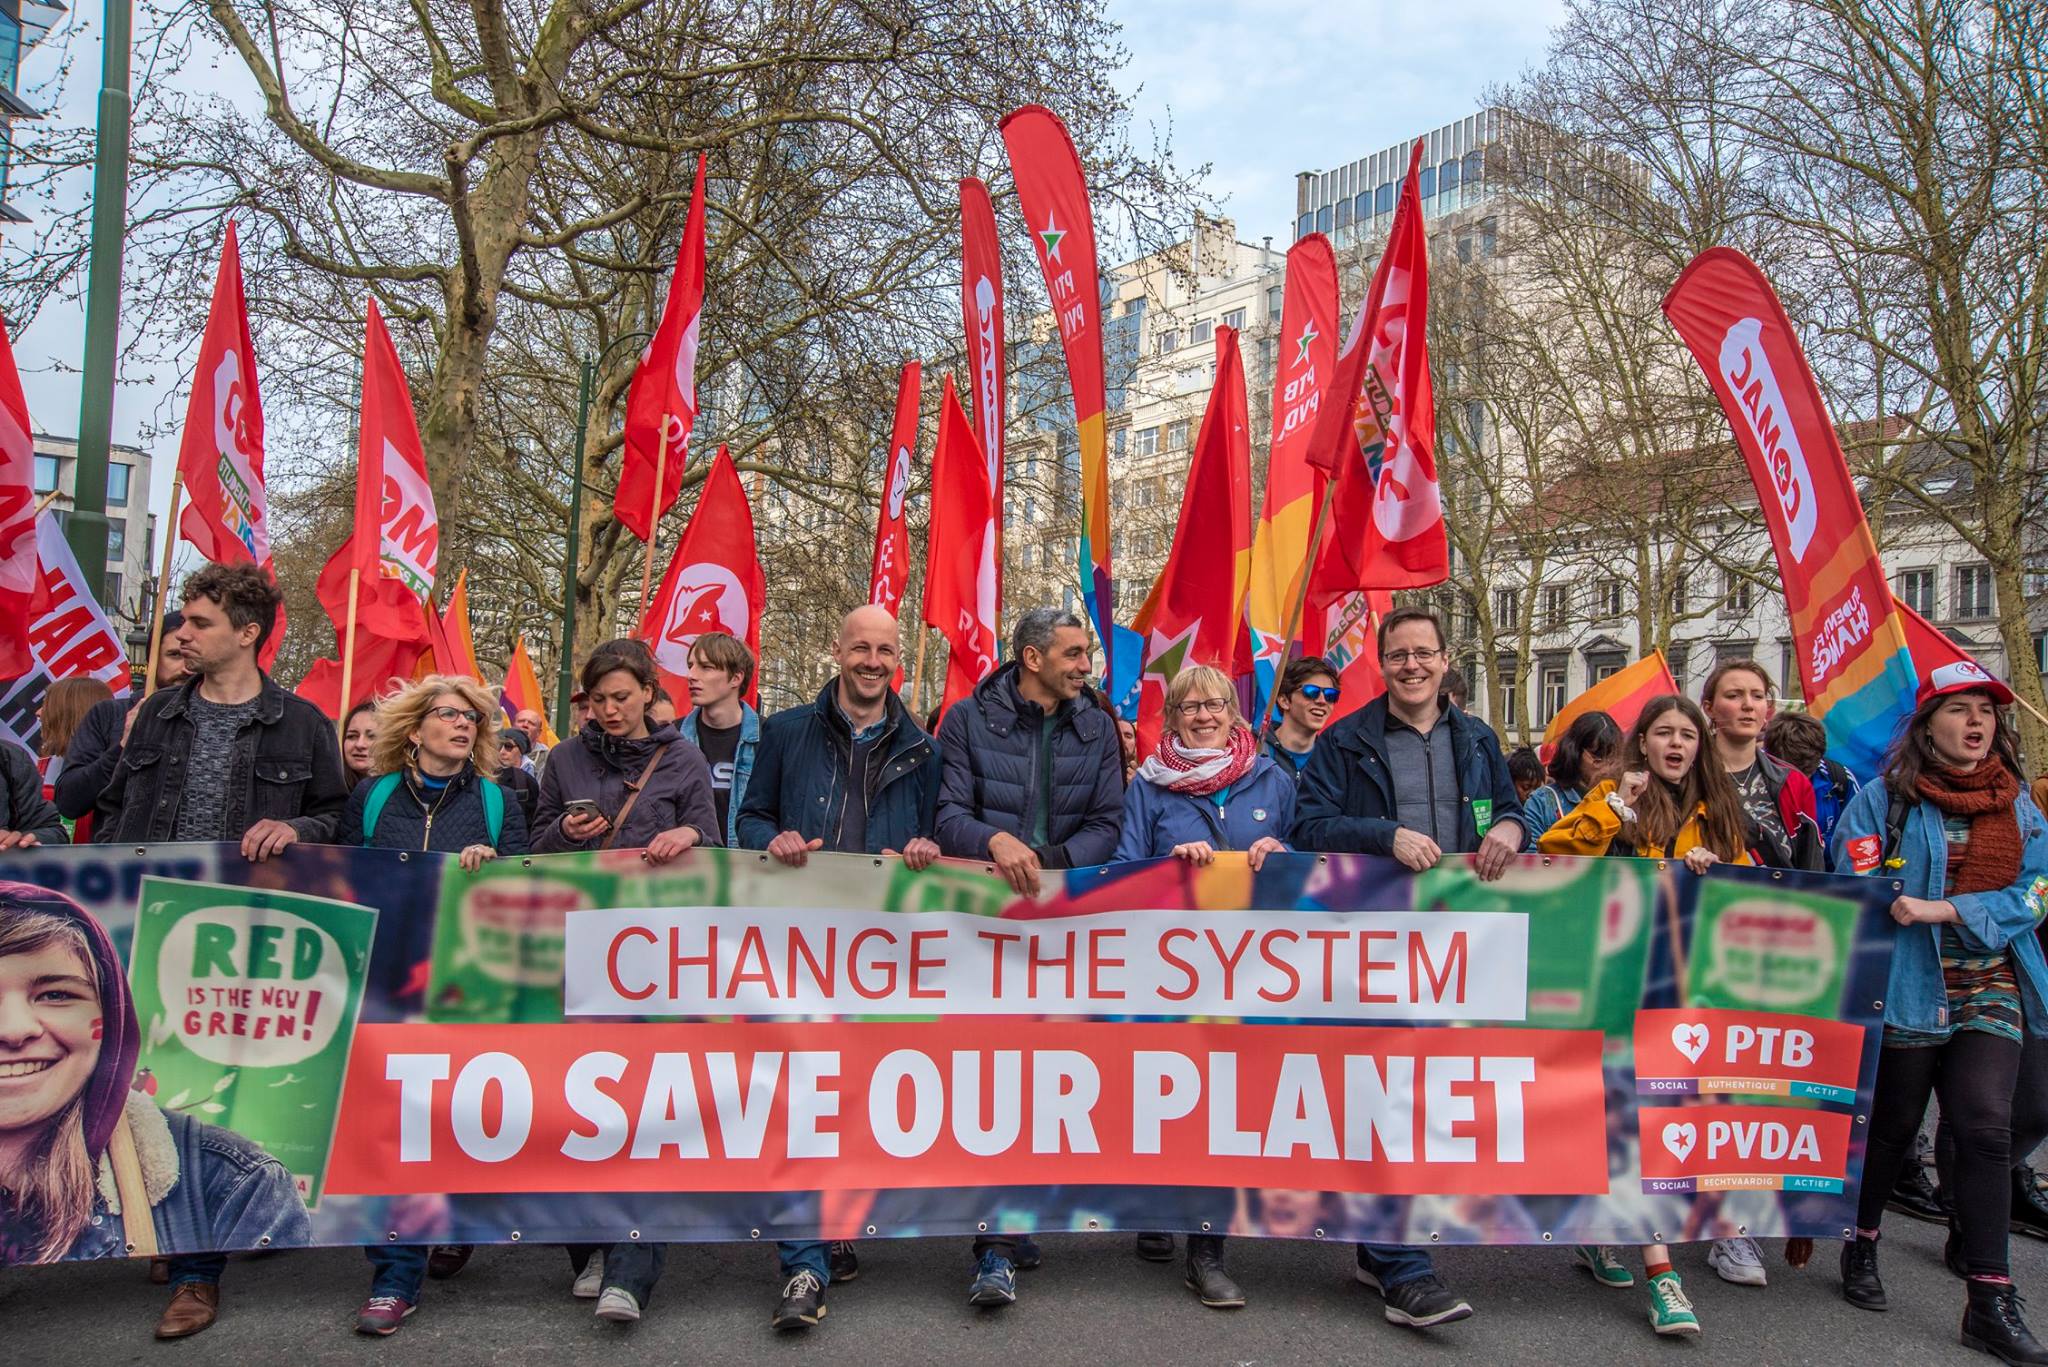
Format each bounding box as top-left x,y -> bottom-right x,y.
0,843 -> 1898,1265
126,877 -> 378,1203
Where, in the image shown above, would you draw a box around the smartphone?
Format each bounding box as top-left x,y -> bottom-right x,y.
563,798 -> 605,823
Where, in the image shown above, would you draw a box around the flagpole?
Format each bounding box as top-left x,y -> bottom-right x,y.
908,622 -> 931,713
337,567 -> 361,728
141,469 -> 183,697
641,421 -> 668,613
1256,478 -> 1340,740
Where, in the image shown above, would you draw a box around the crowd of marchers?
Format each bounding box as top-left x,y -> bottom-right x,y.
3,562 -> 2047,1364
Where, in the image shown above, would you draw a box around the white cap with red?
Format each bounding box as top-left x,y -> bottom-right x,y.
1917,658 -> 2015,708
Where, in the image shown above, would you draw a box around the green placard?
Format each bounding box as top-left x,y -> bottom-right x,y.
126,876 -> 377,1206
1686,879 -> 1861,1018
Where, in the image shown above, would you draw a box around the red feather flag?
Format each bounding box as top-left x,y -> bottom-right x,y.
1306,140 -> 1446,596
0,320 -> 41,678
637,445 -> 765,707
173,220 -> 284,666
617,153 -> 708,543
922,376 -> 999,721
1132,327 -> 1253,757
867,361 -> 921,617
959,176 -> 1005,603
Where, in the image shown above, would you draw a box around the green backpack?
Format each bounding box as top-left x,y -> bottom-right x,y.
361,771 -> 503,846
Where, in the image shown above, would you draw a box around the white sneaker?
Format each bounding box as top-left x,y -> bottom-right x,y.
595,1287 -> 642,1323
1707,1236 -> 1768,1286
572,1252 -> 606,1299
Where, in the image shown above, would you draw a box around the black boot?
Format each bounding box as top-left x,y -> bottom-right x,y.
1184,1235 -> 1245,1309
1133,1232 -> 1175,1262
1892,1159 -> 1950,1223
1961,1280 -> 2048,1364
1841,1235 -> 1887,1311
2014,1168 -> 2048,1241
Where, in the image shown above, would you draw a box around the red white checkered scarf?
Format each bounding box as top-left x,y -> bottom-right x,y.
1137,723 -> 1258,796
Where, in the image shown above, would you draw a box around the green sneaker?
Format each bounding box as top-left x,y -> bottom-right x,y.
1573,1245 -> 1634,1288
1647,1271 -> 1700,1337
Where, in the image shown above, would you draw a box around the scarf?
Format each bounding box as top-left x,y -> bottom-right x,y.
1136,723 -> 1257,796
1914,761 -> 2023,896
581,719 -> 679,775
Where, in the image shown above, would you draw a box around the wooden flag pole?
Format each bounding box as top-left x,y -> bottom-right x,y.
640,422 -> 669,613
908,622 -> 932,714
1255,477 -> 1341,741
142,470 -> 185,697
32,489 -> 62,519
337,567 -> 361,730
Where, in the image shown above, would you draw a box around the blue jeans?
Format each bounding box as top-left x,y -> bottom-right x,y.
364,1245 -> 428,1301
604,1242 -> 666,1307
778,1240 -> 828,1285
1355,1243 -> 1435,1289
167,1253 -> 227,1288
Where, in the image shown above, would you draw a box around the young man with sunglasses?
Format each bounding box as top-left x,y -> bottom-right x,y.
1289,606 -> 1524,1336
1263,655 -> 1341,777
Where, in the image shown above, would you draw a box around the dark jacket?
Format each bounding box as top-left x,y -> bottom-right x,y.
0,739 -> 67,844
735,679 -> 939,854
56,694 -> 130,820
1111,752 -> 1296,863
94,673 -> 347,844
531,721 -> 719,854
496,764 -> 540,830
337,764 -> 531,855
1291,695 -> 1524,856
934,662 -> 1125,869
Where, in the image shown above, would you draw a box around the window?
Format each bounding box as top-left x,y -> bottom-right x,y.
1595,579 -> 1626,620
1897,566 -> 1936,617
1589,654 -> 1625,684
1540,662 -> 1568,723
1316,205 -> 1333,234
1164,420 -> 1191,452
1457,232 -> 1473,264
1721,570 -> 1755,617
1494,657 -> 1520,723
1123,297 -> 1146,320
104,574 -> 123,608
1418,166 -> 1436,199
1541,585 -> 1568,632
1493,587 -> 1520,631
2037,632 -> 2047,676
1222,308 -> 1245,332
1480,217 -> 1498,258
1955,563 -> 1994,619
1439,159 -> 1461,193
1354,192 -> 1371,225
1134,426 -> 1159,457
1668,644 -> 1691,692
1156,329 -> 1179,355
33,455 -> 58,494
1668,571 -> 1690,614
1189,320 -> 1213,346
107,463 -> 131,507
1297,212 -> 1315,239
105,517 -> 125,561
1334,200 -> 1352,230
1375,182 -> 1395,216
1779,639 -> 1797,693
1266,286 -> 1284,317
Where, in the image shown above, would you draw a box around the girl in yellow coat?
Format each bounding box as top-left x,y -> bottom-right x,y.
1537,694 -> 1753,1337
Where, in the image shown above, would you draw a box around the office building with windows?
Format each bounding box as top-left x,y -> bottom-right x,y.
1,0 -> 65,224
1296,109 -> 1502,248
31,432 -> 157,639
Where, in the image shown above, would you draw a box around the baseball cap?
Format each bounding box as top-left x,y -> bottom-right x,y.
1917,659 -> 2015,708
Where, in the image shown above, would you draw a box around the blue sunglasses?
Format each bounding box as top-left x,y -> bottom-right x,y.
1295,684 -> 1342,703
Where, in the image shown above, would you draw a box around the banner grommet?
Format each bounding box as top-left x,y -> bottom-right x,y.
1313,1227 -> 1325,1239
1541,1232 -> 1553,1242
865,1225 -> 877,1236
509,1231 -> 522,1241
750,1229 -> 761,1239
629,1230 -> 641,1240
1087,1220 -> 1100,1230
386,1231 -> 399,1242
976,1221 -> 988,1232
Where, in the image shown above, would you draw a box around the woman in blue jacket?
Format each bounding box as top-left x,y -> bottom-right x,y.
1111,663 -> 1293,1311
1830,664 -> 2048,1362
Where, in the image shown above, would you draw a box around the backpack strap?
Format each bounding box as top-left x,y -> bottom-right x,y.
1880,787 -> 1912,865
480,776 -> 504,846
361,772 -> 404,844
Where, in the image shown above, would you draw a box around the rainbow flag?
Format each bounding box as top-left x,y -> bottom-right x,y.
1540,652 -> 1679,762
499,636 -> 560,746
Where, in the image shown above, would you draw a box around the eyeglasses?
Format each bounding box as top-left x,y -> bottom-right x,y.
428,706 -> 485,725
1382,647 -> 1444,667
1295,684 -> 1342,703
1175,698 -> 1230,717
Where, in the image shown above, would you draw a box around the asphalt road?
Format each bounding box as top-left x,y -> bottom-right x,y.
5,1207 -> 2043,1366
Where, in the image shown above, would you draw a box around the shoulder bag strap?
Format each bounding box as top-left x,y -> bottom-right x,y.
602,743 -> 674,850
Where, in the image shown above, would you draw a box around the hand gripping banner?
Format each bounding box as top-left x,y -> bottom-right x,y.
0,846 -> 1897,1263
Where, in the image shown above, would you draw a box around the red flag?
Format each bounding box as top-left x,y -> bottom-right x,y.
1315,589 -> 1392,725
1663,248 -> 1919,778
1893,594 -> 1976,680
638,445 -> 765,707
0,320 -> 39,677
499,636 -> 561,745
617,154 -> 708,543
172,222 -> 285,667
921,376 -> 999,719
960,177 -> 1005,605
439,567 -> 483,681
1306,140 -> 1446,598
867,361 -> 921,617
1001,106 -> 1113,686
314,300 -> 439,646
1133,328 -> 1253,756
297,594 -> 439,719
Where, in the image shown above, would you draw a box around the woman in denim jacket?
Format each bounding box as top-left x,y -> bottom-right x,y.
1830,664 -> 2048,1363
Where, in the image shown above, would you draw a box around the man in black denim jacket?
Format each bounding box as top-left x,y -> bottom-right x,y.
94,564 -> 345,858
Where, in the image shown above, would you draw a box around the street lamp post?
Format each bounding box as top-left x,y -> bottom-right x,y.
555,331 -> 651,737
68,0 -> 134,595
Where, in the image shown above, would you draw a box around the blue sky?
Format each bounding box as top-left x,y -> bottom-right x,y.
8,0 -> 1565,543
